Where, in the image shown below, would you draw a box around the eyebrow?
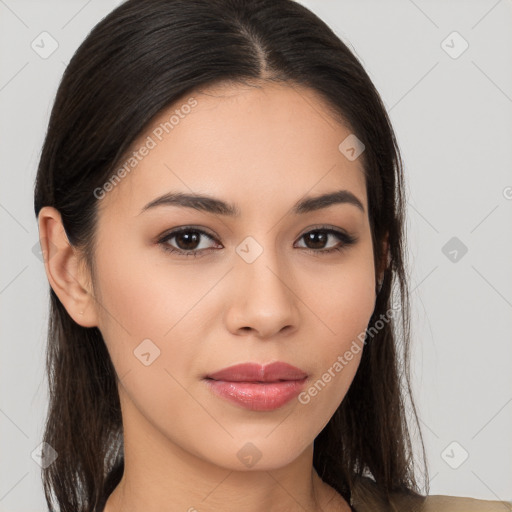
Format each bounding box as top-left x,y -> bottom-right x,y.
138,189 -> 365,217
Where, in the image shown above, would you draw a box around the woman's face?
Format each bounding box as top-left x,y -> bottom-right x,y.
88,81 -> 377,470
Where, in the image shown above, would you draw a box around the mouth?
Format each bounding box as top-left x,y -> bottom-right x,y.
203,361 -> 308,411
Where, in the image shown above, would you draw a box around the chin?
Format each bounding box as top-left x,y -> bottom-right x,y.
194,430 -> 313,472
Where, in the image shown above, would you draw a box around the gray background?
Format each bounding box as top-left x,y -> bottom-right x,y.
1,0 -> 511,510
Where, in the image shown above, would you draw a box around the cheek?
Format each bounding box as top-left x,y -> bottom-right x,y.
294,292 -> 373,436
302,250 -> 376,346
92,238 -> 218,404
296,250 -> 376,400
93,234 -> 198,344
91,245 -> 207,446
91,236 -> 174,375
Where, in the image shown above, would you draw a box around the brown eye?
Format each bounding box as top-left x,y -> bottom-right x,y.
158,227 -> 220,257
296,228 -> 358,255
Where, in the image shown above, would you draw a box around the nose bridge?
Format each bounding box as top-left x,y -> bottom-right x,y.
236,233 -> 289,298
229,233 -> 299,334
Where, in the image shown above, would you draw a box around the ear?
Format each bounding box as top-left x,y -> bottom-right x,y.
37,206 -> 99,327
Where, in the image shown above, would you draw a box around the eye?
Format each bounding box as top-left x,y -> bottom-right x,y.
158,227 -> 221,257
295,227 -> 358,255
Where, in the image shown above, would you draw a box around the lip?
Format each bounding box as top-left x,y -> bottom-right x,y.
204,362 -> 308,411
206,361 -> 308,382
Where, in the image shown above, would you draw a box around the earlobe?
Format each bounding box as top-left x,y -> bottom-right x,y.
37,206 -> 98,327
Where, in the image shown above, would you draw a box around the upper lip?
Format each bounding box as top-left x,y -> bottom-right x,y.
205,362 -> 308,382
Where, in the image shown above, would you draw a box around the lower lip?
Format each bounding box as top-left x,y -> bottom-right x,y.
204,378 -> 307,411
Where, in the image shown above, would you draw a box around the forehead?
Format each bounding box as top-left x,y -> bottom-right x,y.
97,81 -> 367,221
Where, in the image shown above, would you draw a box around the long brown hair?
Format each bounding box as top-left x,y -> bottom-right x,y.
33,0 -> 429,510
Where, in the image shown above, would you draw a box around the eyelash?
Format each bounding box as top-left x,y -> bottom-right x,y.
157,226 -> 358,258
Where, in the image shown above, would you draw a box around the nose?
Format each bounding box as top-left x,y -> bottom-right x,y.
224,246 -> 300,339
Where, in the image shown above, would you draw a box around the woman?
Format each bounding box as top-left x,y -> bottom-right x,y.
33,0 -> 510,510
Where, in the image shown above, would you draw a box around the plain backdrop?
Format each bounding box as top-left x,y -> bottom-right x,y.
0,0 -> 511,510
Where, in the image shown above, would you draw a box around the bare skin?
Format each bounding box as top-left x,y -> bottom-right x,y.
39,81 -> 384,512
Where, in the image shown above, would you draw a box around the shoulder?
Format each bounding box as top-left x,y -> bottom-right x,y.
420,495 -> 512,512
351,476 -> 512,512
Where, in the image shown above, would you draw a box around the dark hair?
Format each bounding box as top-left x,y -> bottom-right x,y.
33,0 -> 429,510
